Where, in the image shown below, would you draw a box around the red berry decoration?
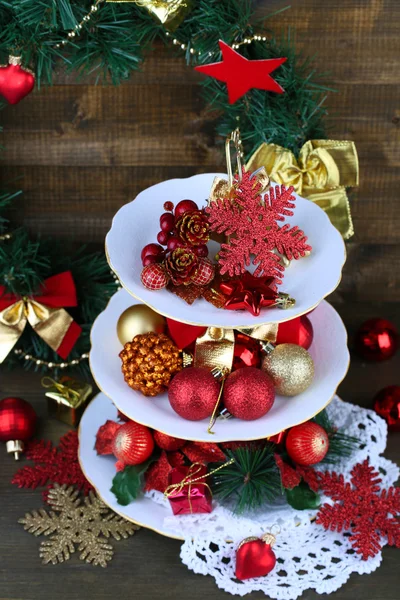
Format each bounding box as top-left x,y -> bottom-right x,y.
286,422 -> 329,466
223,368 -> 275,420
191,258 -> 215,286
112,421 -> 154,471
153,430 -> 186,451
168,367 -> 220,421
0,397 -> 37,459
194,244 -> 209,257
164,201 -> 174,212
276,315 -> 314,350
236,533 -> 277,580
373,386 -> 400,431
141,243 -> 164,265
166,236 -> 182,252
174,199 -> 198,218
355,318 -> 398,361
160,212 -> 175,233
141,263 -> 169,290
0,56 -> 35,105
232,333 -> 261,371
157,230 -> 170,245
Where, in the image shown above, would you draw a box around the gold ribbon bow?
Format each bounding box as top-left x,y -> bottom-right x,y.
0,272 -> 81,363
246,139 -> 359,239
0,298 -> 74,363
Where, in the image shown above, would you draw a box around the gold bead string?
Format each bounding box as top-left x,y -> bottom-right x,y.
54,0 -> 104,49
165,32 -> 268,58
13,348 -> 89,370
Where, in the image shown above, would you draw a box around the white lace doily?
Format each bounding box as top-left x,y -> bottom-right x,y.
145,397 -> 399,598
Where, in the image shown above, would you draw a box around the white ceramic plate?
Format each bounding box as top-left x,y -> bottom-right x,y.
106,173 -> 345,328
90,289 -> 349,442
78,393 -> 181,539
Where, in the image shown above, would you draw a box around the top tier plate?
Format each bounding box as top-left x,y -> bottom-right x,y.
106,173 -> 346,327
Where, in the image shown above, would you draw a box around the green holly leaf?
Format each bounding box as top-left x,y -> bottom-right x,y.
285,481 -> 320,510
110,461 -> 151,506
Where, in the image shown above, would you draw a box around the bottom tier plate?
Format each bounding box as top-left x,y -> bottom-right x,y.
79,392 -> 184,539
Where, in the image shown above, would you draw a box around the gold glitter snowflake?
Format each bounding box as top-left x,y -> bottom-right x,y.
19,483 -> 138,567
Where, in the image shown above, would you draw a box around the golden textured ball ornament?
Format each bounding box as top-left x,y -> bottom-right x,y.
262,343 -> 314,396
120,332 -> 182,397
117,304 -> 166,345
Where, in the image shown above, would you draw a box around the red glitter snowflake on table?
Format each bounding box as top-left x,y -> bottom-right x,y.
12,431 -> 92,502
206,169 -> 311,283
316,459 -> 400,560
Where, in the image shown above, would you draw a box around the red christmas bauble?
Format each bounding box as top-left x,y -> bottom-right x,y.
276,316 -> 314,349
168,367 -> 220,421
0,57 -> 35,105
112,421 -> 154,470
223,368 -> 275,421
232,333 -> 261,371
355,318 -> 398,361
160,212 -> 175,233
141,263 -> 169,290
373,386 -> 400,431
236,536 -> 276,580
153,430 -> 186,451
191,258 -> 214,286
0,397 -> 36,459
174,199 -> 198,218
286,422 -> 329,466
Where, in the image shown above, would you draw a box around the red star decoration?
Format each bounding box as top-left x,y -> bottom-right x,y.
195,40 -> 286,104
220,272 -> 278,316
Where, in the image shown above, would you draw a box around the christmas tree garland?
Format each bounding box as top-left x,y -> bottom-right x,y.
0,0 -> 357,375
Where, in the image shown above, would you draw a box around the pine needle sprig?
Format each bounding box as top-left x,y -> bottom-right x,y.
211,446 -> 282,513
313,409 -> 359,464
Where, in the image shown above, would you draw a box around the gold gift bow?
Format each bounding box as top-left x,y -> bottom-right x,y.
164,459 -> 235,513
41,376 -> 82,408
0,297 -> 75,363
246,139 -> 359,240
107,1 -> 192,31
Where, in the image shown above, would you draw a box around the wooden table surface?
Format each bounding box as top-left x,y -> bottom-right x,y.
1,0 -> 399,598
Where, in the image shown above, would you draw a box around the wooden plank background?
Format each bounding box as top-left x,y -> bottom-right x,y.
1,0 -> 399,308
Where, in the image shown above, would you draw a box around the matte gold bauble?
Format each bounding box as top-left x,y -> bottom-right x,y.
117,305 -> 165,345
262,343 -> 314,396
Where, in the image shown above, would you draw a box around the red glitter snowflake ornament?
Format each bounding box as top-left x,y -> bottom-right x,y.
12,431 -> 92,502
316,459 -> 400,560
206,169 -> 311,283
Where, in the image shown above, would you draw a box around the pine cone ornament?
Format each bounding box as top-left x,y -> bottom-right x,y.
175,209 -> 210,247
165,247 -> 199,286
120,333 -> 182,396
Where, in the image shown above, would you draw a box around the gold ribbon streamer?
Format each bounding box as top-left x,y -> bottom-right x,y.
164,459 -> 235,513
246,139 -> 359,239
0,298 -> 73,363
194,324 -> 278,373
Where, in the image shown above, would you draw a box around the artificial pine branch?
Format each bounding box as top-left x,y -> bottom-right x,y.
211,446 -> 282,513
313,409 -> 359,464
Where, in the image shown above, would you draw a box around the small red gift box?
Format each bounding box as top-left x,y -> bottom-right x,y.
166,465 -> 212,515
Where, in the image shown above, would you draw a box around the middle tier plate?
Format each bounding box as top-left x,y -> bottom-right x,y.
90,289 -> 349,442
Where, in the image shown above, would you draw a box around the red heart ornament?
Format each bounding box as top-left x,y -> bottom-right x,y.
235,538 -> 276,580
0,59 -> 35,105
166,318 -> 206,350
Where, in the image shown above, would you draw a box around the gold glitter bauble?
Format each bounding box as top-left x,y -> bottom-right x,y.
262,343 -> 314,396
120,332 -> 182,397
117,305 -> 165,345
